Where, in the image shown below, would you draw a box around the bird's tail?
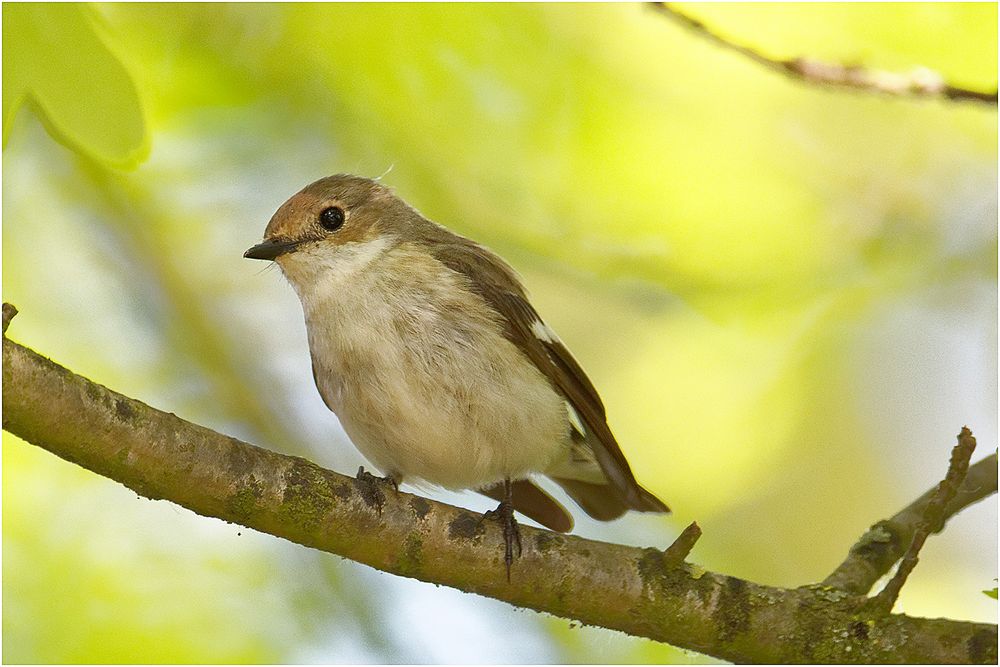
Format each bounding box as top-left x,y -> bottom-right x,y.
553,477 -> 669,521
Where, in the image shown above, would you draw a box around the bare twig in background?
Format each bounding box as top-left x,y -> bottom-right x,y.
872,428 -> 978,611
3,305 -> 996,663
650,3 -> 999,106
824,449 -> 997,595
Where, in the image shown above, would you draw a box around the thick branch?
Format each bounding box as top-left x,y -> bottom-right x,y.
2,330 -> 996,663
824,449 -> 997,595
651,3 -> 999,106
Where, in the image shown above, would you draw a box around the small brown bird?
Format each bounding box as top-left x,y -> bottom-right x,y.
245,175 -> 668,575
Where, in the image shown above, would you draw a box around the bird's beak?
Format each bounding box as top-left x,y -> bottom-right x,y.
243,238 -> 303,261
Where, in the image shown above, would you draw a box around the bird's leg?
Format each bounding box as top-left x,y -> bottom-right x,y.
354,466 -> 400,515
480,478 -> 522,581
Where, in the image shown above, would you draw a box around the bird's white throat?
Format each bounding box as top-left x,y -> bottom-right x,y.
277,236 -> 393,305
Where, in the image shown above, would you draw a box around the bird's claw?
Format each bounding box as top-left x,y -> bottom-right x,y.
354,466 -> 398,514
481,498 -> 522,582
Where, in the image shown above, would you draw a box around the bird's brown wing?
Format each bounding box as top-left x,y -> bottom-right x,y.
432,240 -> 668,514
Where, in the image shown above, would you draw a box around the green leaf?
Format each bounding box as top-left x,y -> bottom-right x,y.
3,4 -> 147,168
984,588 -> 998,600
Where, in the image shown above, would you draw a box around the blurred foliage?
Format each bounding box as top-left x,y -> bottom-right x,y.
3,4 -> 147,166
2,3 -> 996,663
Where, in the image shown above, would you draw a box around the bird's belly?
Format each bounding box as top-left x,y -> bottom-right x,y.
313,336 -> 570,490
339,395 -> 565,490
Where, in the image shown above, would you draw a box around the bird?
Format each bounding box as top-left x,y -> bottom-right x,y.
244,174 -> 669,577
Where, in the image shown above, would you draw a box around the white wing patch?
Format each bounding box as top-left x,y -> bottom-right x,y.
565,400 -> 586,439
530,318 -> 559,343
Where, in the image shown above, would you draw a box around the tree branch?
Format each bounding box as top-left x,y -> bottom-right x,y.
2,314 -> 996,663
824,448 -> 997,595
650,3 -> 999,106
872,428 -> 978,611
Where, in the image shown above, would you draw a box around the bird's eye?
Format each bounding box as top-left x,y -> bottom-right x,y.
319,206 -> 345,231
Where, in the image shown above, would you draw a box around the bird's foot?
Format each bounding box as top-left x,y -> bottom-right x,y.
480,495 -> 522,582
353,466 -> 399,515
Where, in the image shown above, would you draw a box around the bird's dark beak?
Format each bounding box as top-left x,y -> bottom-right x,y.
243,239 -> 303,261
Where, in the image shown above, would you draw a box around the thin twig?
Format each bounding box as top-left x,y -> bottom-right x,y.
871,427 -> 978,612
650,3 -> 998,106
662,521 -> 701,567
823,451 -> 997,594
2,303 -> 18,335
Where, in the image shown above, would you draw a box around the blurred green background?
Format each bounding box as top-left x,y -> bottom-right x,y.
3,2 -> 996,663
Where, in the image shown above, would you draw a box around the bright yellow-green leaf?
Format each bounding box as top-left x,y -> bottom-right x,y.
2,3 -> 147,167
